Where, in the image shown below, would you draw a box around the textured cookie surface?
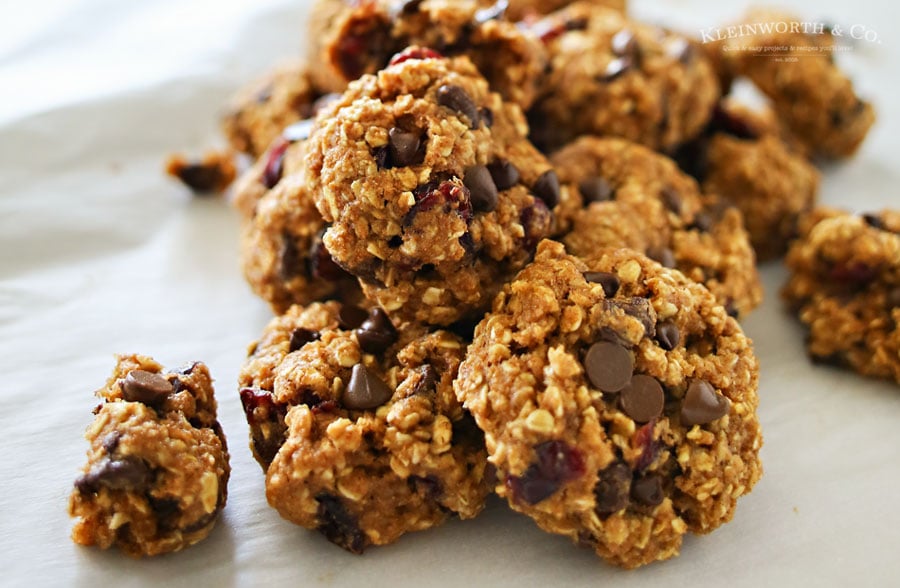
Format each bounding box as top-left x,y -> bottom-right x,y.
552,136 -> 762,318
527,2 -> 719,151
239,301 -> 490,552
68,355 -> 230,557
783,208 -> 900,383
455,240 -> 762,568
307,52 -> 555,326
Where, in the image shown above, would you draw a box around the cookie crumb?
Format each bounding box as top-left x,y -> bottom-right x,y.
165,150 -> 236,194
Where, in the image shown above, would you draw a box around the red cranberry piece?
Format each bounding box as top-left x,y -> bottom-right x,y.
388,46 -> 443,66
309,230 -> 348,282
507,440 -> 585,505
710,104 -> 759,140
633,420 -> 658,472
239,387 -> 287,465
263,139 -> 290,189
829,261 -> 877,285
405,179 -> 472,226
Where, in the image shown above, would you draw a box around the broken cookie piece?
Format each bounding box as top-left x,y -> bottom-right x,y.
68,354 -> 230,557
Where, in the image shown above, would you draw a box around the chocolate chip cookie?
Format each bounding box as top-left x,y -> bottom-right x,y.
783,208 -> 900,383
306,51 -> 555,326
239,301 -> 490,552
707,8 -> 875,159
455,240 -> 762,568
221,60 -> 339,159
551,136 -> 762,318
307,0 -> 546,109
68,355 -> 230,557
674,101 -> 820,261
234,134 -> 362,313
526,2 -> 719,152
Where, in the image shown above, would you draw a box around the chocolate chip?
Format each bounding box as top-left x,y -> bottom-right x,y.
611,28 -> 637,58
373,145 -> 390,169
479,107 -> 494,128
661,186 -> 682,214
309,230 -> 347,282
605,297 -> 656,339
343,364 -> 394,410
436,84 -> 480,129
601,57 -> 632,82
338,305 -> 369,330
355,308 -> 398,354
75,456 -> 153,493
862,213 -> 885,230
648,246 -> 676,269
584,341 -> 633,393
664,37 -> 695,64
690,210 -> 714,233
121,370 -> 173,405
655,321 -> 680,350
630,474 -> 664,506
171,162 -> 225,194
388,126 -> 425,167
463,165 -> 499,212
710,103 -> 758,140
282,119 -> 314,142
487,159 -> 520,190
262,139 -> 289,189
532,169 -> 560,208
594,462 -> 631,515
578,176 -> 612,204
619,375 -> 664,423
279,233 -> 302,279
101,432 -> 122,454
413,364 -> 439,396
316,494 -> 365,554
583,271 -> 620,298
680,379 -> 730,426
289,328 -> 320,352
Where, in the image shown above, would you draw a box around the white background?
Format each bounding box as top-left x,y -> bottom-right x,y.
1,1 -> 898,586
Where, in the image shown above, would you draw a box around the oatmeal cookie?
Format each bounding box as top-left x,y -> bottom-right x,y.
234,134 -> 361,313
68,355 -> 230,557
306,0 -> 546,109
455,240 -> 762,568
221,60 -> 339,158
505,0 -> 624,21
674,101 -> 820,261
552,136 -> 762,318
526,2 -> 719,152
783,207 -> 900,383
307,51 -> 555,326
709,9 -> 874,159
238,301 -> 490,552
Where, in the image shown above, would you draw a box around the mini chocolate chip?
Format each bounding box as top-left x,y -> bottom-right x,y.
605,297 -> 656,339
436,84 -> 480,129
463,165 -> 499,212
355,308 -> 398,354
648,246 -> 676,269
121,370 -> 173,405
655,321 -> 680,350
338,305 -> 369,329
316,494 -> 365,554
583,271 -> 620,297
579,176 -> 613,204
594,462 -> 631,515
601,57 -> 632,81
413,365 -> 439,396
289,327 -> 320,352
532,170 -> 560,207
282,119 -> 314,142
343,364 -> 394,410
661,186 -> 682,214
75,456 -> 153,493
862,213 -> 885,230
388,126 -> 425,167
619,375 -> 664,423
487,159 -> 520,190
681,379 -> 730,426
630,474 -> 664,506
584,341 -> 633,393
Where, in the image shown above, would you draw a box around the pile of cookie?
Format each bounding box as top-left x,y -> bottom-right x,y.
71,0 -> 880,569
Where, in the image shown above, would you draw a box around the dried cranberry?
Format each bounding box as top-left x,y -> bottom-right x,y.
239,387 -> 287,465
709,104 -> 758,140
262,139 -> 290,189
388,46 -> 443,66
507,440 -> 585,505
829,261 -> 877,285
633,420 -> 658,472
308,230 -> 348,282
405,179 -> 472,226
